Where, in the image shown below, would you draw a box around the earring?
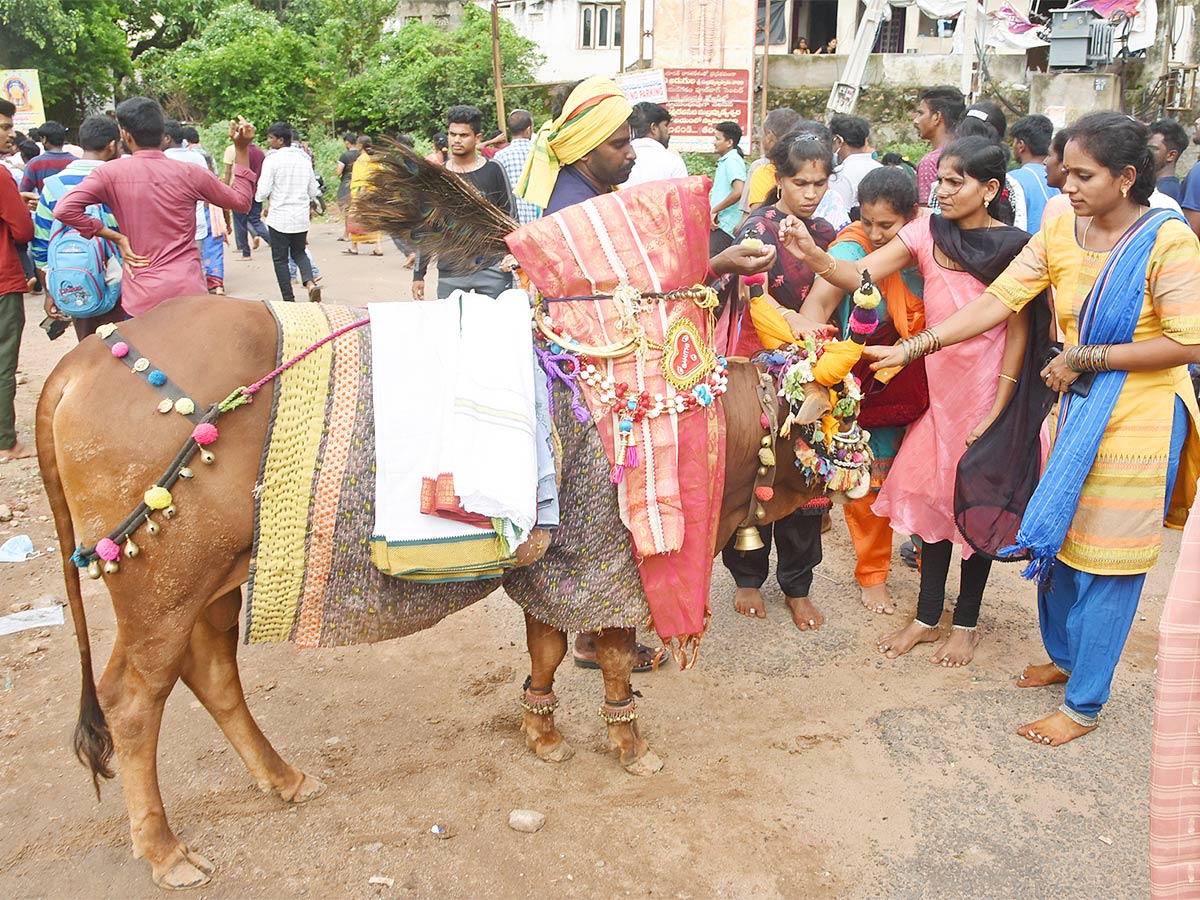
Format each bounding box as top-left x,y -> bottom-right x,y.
1121,185 -> 1129,198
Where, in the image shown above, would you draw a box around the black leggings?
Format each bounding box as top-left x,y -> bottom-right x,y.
722,510 -> 823,598
914,539 -> 992,629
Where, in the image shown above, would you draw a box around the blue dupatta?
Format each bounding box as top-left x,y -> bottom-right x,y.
1004,208 -> 1186,581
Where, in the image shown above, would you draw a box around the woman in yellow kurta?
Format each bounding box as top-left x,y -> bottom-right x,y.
866,112 -> 1200,747
347,136 -> 383,255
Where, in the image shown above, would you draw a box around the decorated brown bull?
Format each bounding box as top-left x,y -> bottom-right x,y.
36,160 -> 873,889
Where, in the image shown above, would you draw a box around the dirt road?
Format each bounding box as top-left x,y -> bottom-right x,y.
0,224 -> 1174,898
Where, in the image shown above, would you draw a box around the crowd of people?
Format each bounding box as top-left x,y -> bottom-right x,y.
2,82 -> 1200,748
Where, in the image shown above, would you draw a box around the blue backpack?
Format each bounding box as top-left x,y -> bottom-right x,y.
46,205 -> 122,318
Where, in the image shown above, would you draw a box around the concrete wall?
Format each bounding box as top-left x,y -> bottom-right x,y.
394,0 -> 464,28
1029,72 -> 1120,128
767,50 -> 1027,91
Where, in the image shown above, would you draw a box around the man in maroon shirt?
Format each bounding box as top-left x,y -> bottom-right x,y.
55,97 -> 257,317
0,98 -> 36,459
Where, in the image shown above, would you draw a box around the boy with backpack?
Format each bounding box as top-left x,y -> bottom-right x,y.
32,115 -> 124,340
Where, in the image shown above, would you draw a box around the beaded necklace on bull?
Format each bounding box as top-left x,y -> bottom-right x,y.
532,283 -> 728,484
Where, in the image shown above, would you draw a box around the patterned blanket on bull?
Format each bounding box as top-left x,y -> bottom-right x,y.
245,300 -> 648,647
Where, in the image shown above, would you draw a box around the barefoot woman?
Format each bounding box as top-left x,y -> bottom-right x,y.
780,136 -> 1034,666
872,113 -> 1200,746
796,167 -> 924,617
721,129 -> 838,631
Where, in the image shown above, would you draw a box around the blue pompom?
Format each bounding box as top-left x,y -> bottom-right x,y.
148,370 -> 167,386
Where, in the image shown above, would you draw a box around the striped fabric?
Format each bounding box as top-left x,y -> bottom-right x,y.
1151,482 -> 1200,899
31,159 -> 116,268
989,211 -> 1200,575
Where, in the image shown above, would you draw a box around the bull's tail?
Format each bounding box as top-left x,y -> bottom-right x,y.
36,368 -> 113,799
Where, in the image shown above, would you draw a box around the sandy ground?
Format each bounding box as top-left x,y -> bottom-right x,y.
0,222 -> 1177,899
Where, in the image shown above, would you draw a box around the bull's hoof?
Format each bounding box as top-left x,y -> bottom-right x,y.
621,749 -> 664,777
152,849 -> 214,891
282,772 -> 327,804
534,737 -> 575,763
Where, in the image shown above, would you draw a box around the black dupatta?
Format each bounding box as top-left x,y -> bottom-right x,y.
928,216 -> 1056,560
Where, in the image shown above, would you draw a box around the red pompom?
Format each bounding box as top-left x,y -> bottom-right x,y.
755,486 -> 774,502
192,423 -> 219,445
743,273 -> 767,287
95,538 -> 121,561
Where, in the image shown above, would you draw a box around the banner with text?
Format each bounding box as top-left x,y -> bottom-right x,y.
660,69 -> 751,154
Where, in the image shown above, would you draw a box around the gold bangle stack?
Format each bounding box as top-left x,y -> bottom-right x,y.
817,256 -> 837,279
1063,344 -> 1112,373
899,329 -> 942,366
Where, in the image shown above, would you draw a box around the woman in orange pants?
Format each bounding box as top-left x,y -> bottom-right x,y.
798,167 -> 925,614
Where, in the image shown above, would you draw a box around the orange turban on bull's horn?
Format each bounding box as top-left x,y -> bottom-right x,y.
515,77 -> 632,210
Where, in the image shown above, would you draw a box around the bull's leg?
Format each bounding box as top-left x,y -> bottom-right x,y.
520,613 -> 574,762
594,628 -> 663,776
98,632 -> 215,890
179,591 -> 326,804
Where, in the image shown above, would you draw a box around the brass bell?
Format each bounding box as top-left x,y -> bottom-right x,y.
757,466 -> 768,477
103,559 -> 120,575
734,525 -> 765,552
124,539 -> 140,558
200,449 -> 215,465
146,519 -> 160,535
178,467 -> 193,479
87,559 -> 102,580
760,435 -> 773,448
164,505 -> 176,519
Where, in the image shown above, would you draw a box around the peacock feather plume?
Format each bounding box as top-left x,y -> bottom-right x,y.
351,144 -> 518,272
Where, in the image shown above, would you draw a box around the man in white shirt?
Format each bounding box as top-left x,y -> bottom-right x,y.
256,121 -> 320,302
828,114 -> 880,214
162,119 -> 209,255
624,102 -> 688,187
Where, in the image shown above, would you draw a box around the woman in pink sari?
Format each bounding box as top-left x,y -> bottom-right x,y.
779,136 -> 1034,666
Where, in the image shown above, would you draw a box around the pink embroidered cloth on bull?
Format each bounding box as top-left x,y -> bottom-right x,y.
506,176 -> 725,664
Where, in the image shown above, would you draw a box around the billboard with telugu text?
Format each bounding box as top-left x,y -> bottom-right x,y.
651,0 -> 756,154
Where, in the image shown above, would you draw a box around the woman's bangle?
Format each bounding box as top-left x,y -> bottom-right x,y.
998,373 -> 1018,385
816,255 -> 837,279
899,329 -> 942,366
1063,343 -> 1113,373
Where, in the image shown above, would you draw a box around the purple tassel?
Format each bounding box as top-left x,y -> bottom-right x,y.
610,463 -> 625,484
535,343 -> 591,423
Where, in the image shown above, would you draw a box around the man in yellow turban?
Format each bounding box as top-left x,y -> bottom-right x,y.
516,77 -> 637,215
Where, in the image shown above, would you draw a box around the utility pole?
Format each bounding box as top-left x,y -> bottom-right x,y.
619,0 -> 627,72
491,1 -> 507,131
759,21 -> 771,133
639,0 -> 648,69
959,0 -> 978,100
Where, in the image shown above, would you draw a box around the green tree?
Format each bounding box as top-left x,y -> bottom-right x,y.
139,1 -> 326,128
0,0 -> 131,125
334,5 -> 544,138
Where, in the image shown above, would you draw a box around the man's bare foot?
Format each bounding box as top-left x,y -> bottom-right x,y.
1017,710 -> 1096,747
861,583 -> 894,615
785,595 -> 824,631
733,586 -> 766,619
878,620 -> 938,659
0,439 -> 34,460
1017,662 -> 1069,688
930,628 -> 979,667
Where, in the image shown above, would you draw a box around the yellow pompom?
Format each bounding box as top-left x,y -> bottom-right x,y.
853,283 -> 882,311
144,486 -> 173,510
174,397 -> 196,416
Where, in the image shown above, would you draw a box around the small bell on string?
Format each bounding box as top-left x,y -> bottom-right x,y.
124,539 -> 139,558
164,505 -> 176,519
200,449 -> 215,465
87,560 -> 102,580
146,519 -> 160,535
103,559 -> 120,575
733,525 -> 765,552
178,467 -> 193,479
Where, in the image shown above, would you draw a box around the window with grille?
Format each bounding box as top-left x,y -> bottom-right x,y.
579,3 -> 623,49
